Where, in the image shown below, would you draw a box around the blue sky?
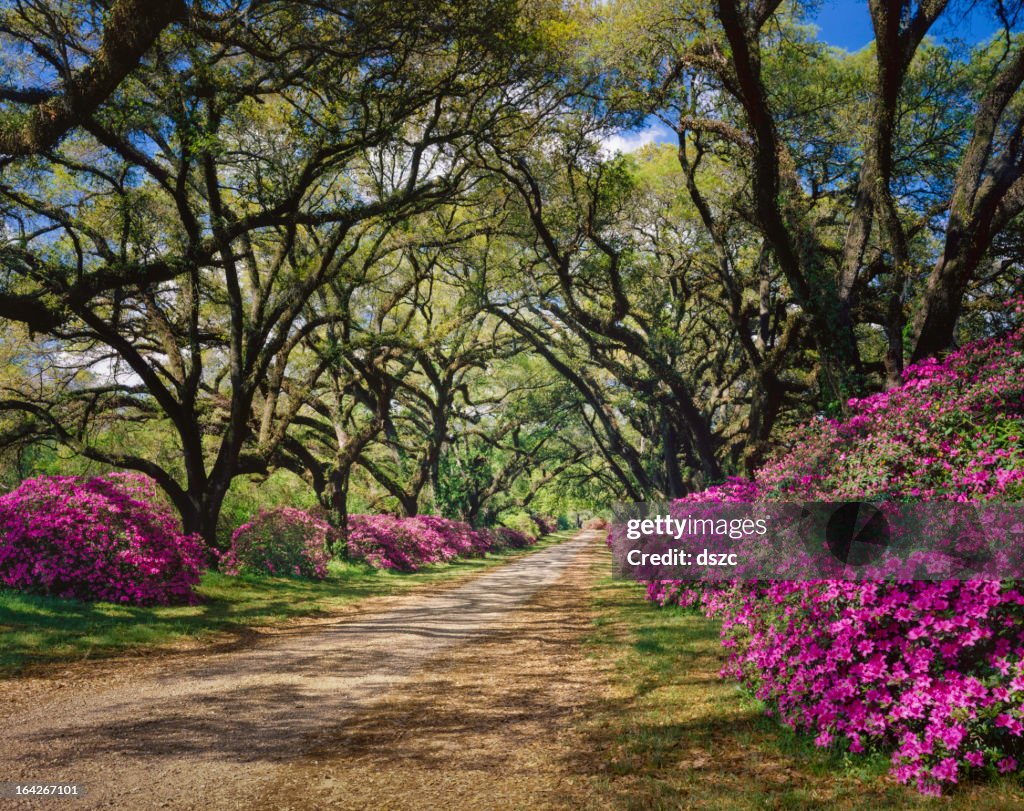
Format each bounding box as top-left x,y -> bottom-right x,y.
812,1 -> 1012,51
602,2 -> 1019,154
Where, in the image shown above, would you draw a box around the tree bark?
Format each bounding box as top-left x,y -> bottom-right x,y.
0,0 -> 185,156
911,43 -> 1024,360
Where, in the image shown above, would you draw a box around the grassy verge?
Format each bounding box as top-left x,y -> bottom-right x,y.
582,565 -> 1024,810
0,530 -> 576,678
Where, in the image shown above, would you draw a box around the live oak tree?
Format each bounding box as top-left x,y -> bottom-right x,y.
587,0 -> 1024,397
911,27 -> 1024,360
433,362 -> 599,527
0,0 -> 184,157
478,126 -> 812,493
354,292 -> 523,517
0,0 -> 1021,530
275,211 -> 483,526
0,0 -> 554,543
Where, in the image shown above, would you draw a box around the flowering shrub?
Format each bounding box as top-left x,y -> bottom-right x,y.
498,511 -> 539,541
489,526 -> 535,550
532,514 -> 559,536
0,473 -> 208,605
757,324 -> 1024,502
642,323 -> 1024,795
221,507 -> 332,580
345,514 -> 535,571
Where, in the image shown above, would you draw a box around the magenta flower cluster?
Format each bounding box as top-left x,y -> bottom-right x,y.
643,322 -> 1024,795
533,515 -> 559,536
220,507 -> 332,580
758,321 -> 1024,502
0,473 -> 208,605
345,514 -> 534,571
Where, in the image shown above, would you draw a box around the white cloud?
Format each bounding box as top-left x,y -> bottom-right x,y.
52,348 -> 144,388
598,122 -> 674,157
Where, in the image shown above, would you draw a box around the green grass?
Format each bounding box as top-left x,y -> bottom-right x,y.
0,530 -> 576,678
581,567 -> 1024,810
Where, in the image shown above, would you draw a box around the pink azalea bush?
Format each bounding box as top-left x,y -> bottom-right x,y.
0,472 -> 208,605
490,525 -> 536,551
532,514 -> 559,536
345,514 -> 534,571
642,321 -> 1024,795
221,507 -> 332,580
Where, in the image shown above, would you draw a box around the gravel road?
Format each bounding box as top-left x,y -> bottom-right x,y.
1,532 -> 600,810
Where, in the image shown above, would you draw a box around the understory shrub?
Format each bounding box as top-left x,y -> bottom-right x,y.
345,514 -> 535,571
489,526 -> 535,550
640,321 -> 1024,796
499,511 -> 539,540
531,514 -> 558,536
0,473 -> 208,605
221,507 -> 332,580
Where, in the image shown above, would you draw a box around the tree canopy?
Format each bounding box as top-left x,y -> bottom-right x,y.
0,0 -> 1021,542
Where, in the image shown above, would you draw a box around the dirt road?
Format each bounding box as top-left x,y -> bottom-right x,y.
1,531 -> 607,810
